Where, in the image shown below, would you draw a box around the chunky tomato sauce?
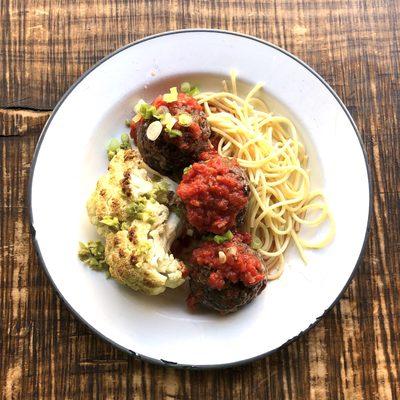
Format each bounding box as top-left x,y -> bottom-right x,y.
191,233 -> 265,289
153,93 -> 204,142
176,154 -> 249,234
153,92 -> 203,112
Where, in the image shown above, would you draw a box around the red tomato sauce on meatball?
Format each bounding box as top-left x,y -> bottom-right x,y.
154,93 -> 206,145
176,154 -> 249,234
191,233 -> 265,290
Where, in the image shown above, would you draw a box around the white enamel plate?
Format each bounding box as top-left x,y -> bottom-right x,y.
30,30 -> 371,368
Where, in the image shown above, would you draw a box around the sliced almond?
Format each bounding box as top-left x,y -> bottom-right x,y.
218,251 -> 227,264
146,120 -> 163,141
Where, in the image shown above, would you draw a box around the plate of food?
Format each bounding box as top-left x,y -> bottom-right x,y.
29,29 -> 371,368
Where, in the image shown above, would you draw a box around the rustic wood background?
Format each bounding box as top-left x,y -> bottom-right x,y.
1,0 -> 399,399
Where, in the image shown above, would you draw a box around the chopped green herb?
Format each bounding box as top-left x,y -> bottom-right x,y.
100,216 -> 120,230
188,86 -> 200,96
108,138 -> 120,151
167,129 -> 182,138
106,134 -> 132,159
78,241 -> 108,271
120,222 -> 130,231
163,87 -> 178,103
125,119 -> 132,127
178,113 -> 193,126
158,112 -> 182,137
180,82 -> 191,93
140,104 -> 157,119
134,99 -> 158,119
180,82 -> 200,96
126,197 -> 146,219
161,113 -> 177,130
134,99 -> 145,113
204,230 -> 234,244
120,133 -> 131,149
106,137 -> 120,160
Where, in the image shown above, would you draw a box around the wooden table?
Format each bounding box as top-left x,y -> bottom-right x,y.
1,1 -> 399,399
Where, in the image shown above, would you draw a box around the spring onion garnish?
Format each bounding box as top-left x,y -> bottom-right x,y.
162,113 -> 177,130
134,99 -> 157,119
180,82 -> 191,93
106,134 -> 132,160
167,129 -> 182,137
159,112 -> 181,137
180,82 -> 200,96
213,230 -> 234,244
178,113 -> 192,126
120,133 -> 131,149
100,216 -> 120,230
107,138 -> 120,152
204,230 -> 234,244
163,87 -> 178,103
78,241 -> 108,271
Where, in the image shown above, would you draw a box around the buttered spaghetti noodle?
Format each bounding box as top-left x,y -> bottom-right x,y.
195,72 -> 335,280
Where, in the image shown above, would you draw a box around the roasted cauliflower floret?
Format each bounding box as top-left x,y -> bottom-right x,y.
83,147 -> 186,295
106,210 -> 185,295
87,148 -> 170,236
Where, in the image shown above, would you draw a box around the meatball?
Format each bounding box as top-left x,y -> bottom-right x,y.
187,233 -> 267,314
132,92 -> 212,180
176,153 -> 250,234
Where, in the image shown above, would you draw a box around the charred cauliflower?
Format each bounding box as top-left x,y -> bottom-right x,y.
81,143 -> 186,295
106,212 -> 185,295
87,147 -> 164,236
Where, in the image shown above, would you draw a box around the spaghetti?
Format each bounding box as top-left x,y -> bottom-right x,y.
195,72 -> 335,280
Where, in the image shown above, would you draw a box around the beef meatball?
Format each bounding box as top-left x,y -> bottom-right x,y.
132,92 -> 212,180
176,153 -> 250,234
187,232 -> 266,314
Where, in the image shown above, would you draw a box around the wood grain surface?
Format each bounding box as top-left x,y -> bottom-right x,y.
1,0 -> 399,399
